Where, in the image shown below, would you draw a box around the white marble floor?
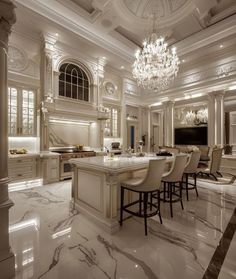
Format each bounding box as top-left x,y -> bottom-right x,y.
9,178 -> 236,279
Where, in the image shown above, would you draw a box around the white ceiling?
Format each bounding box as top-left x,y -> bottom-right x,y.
56,0 -> 236,46
11,0 -> 236,87
13,0 -> 236,63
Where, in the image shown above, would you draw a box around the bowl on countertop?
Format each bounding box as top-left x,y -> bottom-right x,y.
9,148 -> 27,155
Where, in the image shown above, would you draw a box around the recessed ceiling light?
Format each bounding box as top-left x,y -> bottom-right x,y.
182,59 -> 185,63
220,44 -> 223,48
120,66 -> 124,69
102,56 -> 106,59
55,33 -> 59,37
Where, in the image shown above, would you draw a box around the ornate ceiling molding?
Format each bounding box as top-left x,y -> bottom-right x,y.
15,0 -> 134,62
114,0 -> 195,29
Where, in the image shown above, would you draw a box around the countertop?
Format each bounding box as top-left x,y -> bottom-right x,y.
8,151 -> 60,159
69,154 -> 173,174
8,153 -> 40,159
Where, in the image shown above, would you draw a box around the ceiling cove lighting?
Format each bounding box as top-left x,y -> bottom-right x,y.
132,15 -> 180,92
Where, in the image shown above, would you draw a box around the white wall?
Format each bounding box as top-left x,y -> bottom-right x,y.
49,123 -> 90,146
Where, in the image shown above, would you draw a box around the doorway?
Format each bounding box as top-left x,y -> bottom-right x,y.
127,122 -> 138,151
152,125 -> 160,152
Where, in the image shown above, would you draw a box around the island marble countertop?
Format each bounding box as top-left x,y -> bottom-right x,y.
69,155 -> 173,174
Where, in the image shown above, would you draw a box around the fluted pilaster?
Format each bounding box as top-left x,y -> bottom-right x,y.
0,1 -> 16,277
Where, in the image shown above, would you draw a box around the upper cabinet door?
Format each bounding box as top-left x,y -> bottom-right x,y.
8,87 -> 18,135
8,86 -> 36,136
104,105 -> 121,138
21,89 -> 36,136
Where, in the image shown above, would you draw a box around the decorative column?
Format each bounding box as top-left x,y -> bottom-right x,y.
215,91 -> 225,146
96,57 -> 106,106
96,57 -> 106,149
159,110 -> 164,147
0,1 -> 16,278
208,91 -> 225,147
40,34 -> 57,150
207,93 -> 215,147
163,101 -> 175,146
120,78 -> 127,151
147,107 -> 151,152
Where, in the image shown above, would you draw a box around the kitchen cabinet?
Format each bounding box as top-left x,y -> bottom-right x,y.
40,153 -> 60,184
104,105 -> 121,137
8,86 -> 36,136
8,154 -> 39,182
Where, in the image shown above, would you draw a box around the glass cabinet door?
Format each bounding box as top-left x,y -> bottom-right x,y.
103,106 -> 120,138
8,86 -> 36,136
8,87 -> 18,135
22,90 -> 35,135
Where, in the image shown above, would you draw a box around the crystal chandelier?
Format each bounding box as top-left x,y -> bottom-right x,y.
132,20 -> 180,91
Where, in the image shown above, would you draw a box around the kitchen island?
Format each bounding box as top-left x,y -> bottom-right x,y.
70,155 -> 173,233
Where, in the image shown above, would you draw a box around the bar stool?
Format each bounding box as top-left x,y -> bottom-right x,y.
120,159 -> 166,235
182,151 -> 201,201
156,154 -> 188,218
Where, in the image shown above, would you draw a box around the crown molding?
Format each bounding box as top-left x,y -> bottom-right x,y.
15,0 -> 134,63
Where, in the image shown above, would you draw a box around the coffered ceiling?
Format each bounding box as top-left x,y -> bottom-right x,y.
55,0 -> 236,47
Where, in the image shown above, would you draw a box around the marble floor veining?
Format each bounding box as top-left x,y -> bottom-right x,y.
9,178 -> 236,279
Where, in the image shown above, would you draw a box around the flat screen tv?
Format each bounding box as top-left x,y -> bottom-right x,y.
175,126 -> 208,145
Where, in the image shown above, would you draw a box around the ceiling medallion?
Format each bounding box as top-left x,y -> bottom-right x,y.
132,16 -> 180,92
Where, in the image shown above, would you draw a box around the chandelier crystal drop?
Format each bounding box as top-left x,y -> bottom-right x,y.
132,33 -> 180,92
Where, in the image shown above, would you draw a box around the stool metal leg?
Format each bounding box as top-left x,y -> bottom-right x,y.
120,187 -> 124,226
180,181 -> 184,210
186,174 -> 189,201
139,192 -> 142,215
150,194 -> 153,211
163,182 -> 166,202
194,173 -> 199,197
144,192 -> 148,235
170,183 -> 173,218
158,190 -> 162,224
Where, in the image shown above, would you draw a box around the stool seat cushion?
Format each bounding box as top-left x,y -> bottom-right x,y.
121,177 -> 143,188
121,177 -> 162,193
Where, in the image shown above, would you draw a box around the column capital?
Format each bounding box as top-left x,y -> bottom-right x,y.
208,90 -> 225,99
0,0 -> 16,49
163,100 -> 175,108
41,33 -> 57,52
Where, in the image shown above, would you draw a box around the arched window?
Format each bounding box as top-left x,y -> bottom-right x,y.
59,63 -> 90,102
